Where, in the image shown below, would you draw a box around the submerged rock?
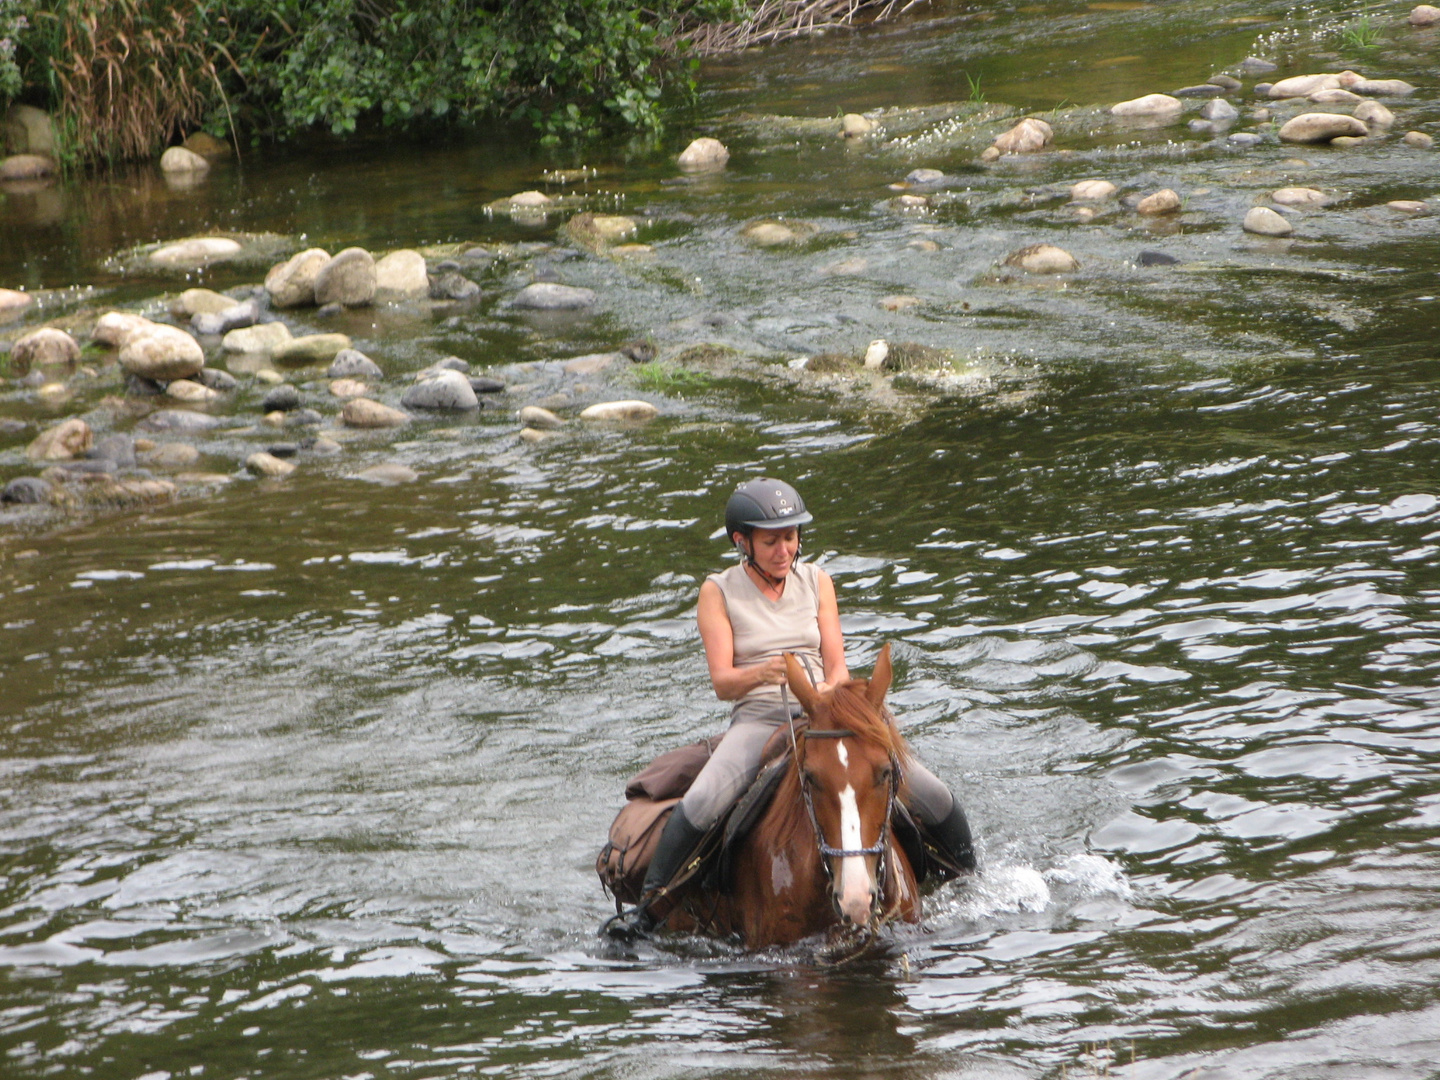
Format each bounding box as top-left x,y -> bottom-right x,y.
1403,131 -> 1434,148
272,333 -> 351,366
429,271 -> 481,301
740,219 -> 816,246
1004,243 -> 1079,273
0,154 -> 55,180
356,463 -> 418,484
140,409 -> 226,433
2,476 -> 54,504
223,322 -> 292,355
1271,187 -> 1328,206
518,405 -> 565,429
512,282 -> 596,309
246,451 -> 295,477
159,146 -> 209,174
149,236 -> 242,269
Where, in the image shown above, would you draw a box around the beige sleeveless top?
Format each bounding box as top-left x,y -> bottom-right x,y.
708,560 -> 824,708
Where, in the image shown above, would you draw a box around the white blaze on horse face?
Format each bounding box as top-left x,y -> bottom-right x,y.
834,781 -> 873,927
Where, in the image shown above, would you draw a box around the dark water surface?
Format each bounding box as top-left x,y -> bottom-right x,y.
4,1 -> 1440,1078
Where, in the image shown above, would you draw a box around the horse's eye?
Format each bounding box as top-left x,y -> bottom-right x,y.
803,769 -> 821,791
875,766 -> 893,786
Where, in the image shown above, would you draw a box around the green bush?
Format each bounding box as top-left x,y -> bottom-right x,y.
0,0 -> 25,102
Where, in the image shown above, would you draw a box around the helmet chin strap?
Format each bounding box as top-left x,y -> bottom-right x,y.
736,531 -> 801,591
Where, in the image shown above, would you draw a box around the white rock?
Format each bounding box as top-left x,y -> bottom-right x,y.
1111,94 -> 1183,117
26,417 -> 92,461
1243,206 -> 1294,236
1387,200 -> 1430,214
864,340 -> 889,369
264,247 -> 332,308
119,324 -> 206,381
1278,112 -> 1370,143
149,236 -> 242,268
1269,73 -> 1341,99
1071,179 -> 1117,201
1403,130 -> 1435,148
1309,88 -> 1363,104
1354,100 -> 1395,128
677,137 -> 729,171
374,250 -> 430,297
842,113 -> 876,138
165,379 -> 222,403
159,146 -> 210,173
1410,4 -> 1440,24
992,117 -> 1053,153
579,400 -> 659,422
1137,189 -> 1182,215
246,452 -> 296,477
518,405 -> 565,429
1351,78 -> 1416,96
1271,187 -> 1328,206
12,327 -> 80,367
1004,243 -> 1079,273
222,322 -> 292,354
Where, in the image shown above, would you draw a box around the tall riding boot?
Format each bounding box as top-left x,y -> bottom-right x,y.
603,803 -> 708,942
926,799 -> 977,878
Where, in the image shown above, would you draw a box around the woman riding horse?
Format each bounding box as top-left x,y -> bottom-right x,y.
605,477 -> 975,941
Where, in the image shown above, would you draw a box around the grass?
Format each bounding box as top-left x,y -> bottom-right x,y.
632,361 -> 716,395
964,71 -> 985,104
1339,13 -> 1381,49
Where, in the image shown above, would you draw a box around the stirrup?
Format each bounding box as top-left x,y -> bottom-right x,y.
600,903 -> 657,943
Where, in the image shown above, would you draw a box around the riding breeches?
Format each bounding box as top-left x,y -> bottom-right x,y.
678,700 -> 957,831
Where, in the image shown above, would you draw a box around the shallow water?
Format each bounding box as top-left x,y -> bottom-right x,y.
4,1 -> 1440,1078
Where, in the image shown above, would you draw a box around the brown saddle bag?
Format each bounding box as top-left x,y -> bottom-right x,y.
596,736 -> 719,907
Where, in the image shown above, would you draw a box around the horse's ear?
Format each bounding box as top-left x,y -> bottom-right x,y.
866,643 -> 892,708
785,652 -> 819,715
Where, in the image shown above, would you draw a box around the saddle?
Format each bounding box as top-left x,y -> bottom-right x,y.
596,724 -> 955,910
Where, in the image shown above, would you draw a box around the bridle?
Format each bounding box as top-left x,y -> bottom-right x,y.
783,684 -> 902,935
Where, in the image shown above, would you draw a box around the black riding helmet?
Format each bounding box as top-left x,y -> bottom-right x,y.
724,478 -> 813,540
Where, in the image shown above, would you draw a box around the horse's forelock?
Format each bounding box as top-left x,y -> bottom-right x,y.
809,680 -> 913,769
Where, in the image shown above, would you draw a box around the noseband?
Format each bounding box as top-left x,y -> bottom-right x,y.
785,701 -> 901,930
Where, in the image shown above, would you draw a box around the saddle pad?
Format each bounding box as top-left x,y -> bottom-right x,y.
624,735 -> 721,801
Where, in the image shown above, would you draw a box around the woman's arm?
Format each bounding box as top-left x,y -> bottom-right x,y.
697,578 -> 788,701
815,568 -> 849,691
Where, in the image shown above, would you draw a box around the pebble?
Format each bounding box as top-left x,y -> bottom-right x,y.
246,451 -> 296,478
144,443 -> 201,469
512,282 -> 597,309
580,400 -> 658,422
1111,94 -> 1183,118
1403,131 -> 1434,148
1243,206 -> 1294,236
1071,179 -> 1117,200
1354,100 -> 1395,128
879,295 -> 922,311
518,405 -> 565,429
401,369 -> 479,410
991,117 -> 1053,154
165,379 -> 222,403
342,398 -> 409,428
13,327 -> 81,368
328,348 -> 385,379
1271,187 -> 1327,206
1200,99 -> 1239,122
26,418 -> 92,461
1229,132 -> 1265,147
1003,243 -> 1079,273
2,476 -> 53,504
1137,189 -> 1182,215
272,333 -> 351,365
330,378 -> 368,398
262,384 -> 302,412
355,464 -> 418,485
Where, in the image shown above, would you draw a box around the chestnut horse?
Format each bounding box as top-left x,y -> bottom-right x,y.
660,644 -> 922,949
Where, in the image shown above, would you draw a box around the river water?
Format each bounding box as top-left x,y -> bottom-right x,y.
4,1 -> 1440,1078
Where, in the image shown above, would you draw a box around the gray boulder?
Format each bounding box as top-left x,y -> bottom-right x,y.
328,348 -> 384,379
513,282 -> 597,310
2,476 -> 53,504
402,369 -> 479,410
429,271 -> 481,301
262,384 -> 302,412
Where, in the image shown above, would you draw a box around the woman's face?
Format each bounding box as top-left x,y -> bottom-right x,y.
741,526 -> 800,578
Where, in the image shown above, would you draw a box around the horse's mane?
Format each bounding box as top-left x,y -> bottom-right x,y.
764,677 -> 914,855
